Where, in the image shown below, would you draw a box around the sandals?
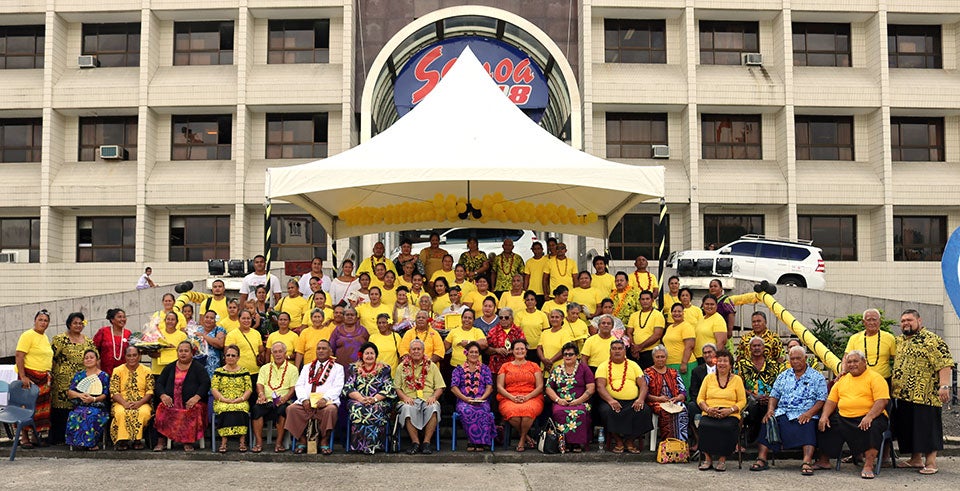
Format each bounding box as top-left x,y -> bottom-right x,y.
274,445 -> 287,453
919,466 -> 939,475
251,444 -> 262,454
750,459 -> 769,471
115,442 -> 129,452
698,461 -> 713,471
897,461 -> 924,469
466,444 -> 477,452
860,469 -> 875,479
153,443 -> 165,452
625,444 -> 641,454
183,444 -> 194,452
320,445 -> 332,455
612,445 -> 625,454
715,461 -> 727,472
238,441 -> 248,453
516,443 -> 526,452
294,444 -> 307,454
218,441 -> 228,454
801,462 -> 815,476
131,441 -> 144,450
19,439 -> 34,450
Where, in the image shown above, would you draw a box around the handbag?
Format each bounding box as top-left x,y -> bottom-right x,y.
765,417 -> 782,445
537,419 -> 561,454
656,438 -> 689,463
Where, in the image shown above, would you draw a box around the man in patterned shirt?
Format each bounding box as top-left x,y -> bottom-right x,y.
735,311 -> 784,364
891,309 -> 954,475
492,238 -> 525,296
736,336 -> 783,443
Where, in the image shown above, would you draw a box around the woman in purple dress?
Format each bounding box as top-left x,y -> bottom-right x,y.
545,342 -> 596,452
328,307 -> 370,366
450,341 -> 496,451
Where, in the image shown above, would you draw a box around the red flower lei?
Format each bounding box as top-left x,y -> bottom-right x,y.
400,355 -> 430,390
266,361 -> 290,392
461,361 -> 483,398
309,358 -> 336,387
606,359 -> 629,393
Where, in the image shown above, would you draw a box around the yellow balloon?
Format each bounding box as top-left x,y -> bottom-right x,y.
456,201 -> 467,213
586,212 -> 598,224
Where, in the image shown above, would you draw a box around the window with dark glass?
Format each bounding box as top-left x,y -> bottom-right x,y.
704,214 -> 764,249
606,113 -> 668,158
268,19 -> 330,64
608,213 -> 668,260
793,22 -> 850,67
77,217 -> 135,262
894,216 -> 946,261
795,115 -> 853,160
603,19 -> 666,64
169,215 -> 230,261
0,25 -> 44,69
174,21 -> 234,66
270,215 -> 328,261
79,116 -> 137,161
798,215 -> 856,261
701,114 -> 762,159
171,115 -> 232,160
888,25 -> 941,69
82,23 -> 140,68
265,113 -> 328,159
890,117 -> 944,162
0,217 -> 40,262
699,21 -> 759,65
0,118 -> 42,163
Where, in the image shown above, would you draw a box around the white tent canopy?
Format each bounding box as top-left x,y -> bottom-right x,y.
266,47 -> 664,239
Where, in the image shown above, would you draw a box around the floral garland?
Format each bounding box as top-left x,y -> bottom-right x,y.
354,360 -> 383,379
611,286 -> 633,317
400,355 -> 430,390
606,359 -> 629,393
461,362 -> 483,398
309,357 -> 337,387
266,361 -> 290,392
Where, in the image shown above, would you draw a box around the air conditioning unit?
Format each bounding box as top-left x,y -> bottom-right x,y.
652,145 -> 670,159
0,249 -> 30,263
78,55 -> 99,68
742,53 -> 763,66
99,145 -> 124,160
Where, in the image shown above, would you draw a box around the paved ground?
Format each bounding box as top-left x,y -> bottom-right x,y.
2,457 -> 956,489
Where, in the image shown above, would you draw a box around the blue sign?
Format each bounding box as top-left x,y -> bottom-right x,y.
942,226 -> 960,321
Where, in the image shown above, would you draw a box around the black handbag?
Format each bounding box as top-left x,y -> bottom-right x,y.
765,417 -> 782,445
537,419 -> 561,454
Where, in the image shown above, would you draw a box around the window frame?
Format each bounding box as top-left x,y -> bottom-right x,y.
888,24 -> 942,69
893,215 -> 946,261
0,25 -> 44,69
792,22 -> 851,67
169,215 -> 230,262
171,115 -> 232,161
265,113 -> 328,159
703,214 -> 765,249
603,18 -> 667,64
701,114 -> 762,160
173,21 -> 234,66
81,23 -> 141,68
798,215 -> 857,261
795,115 -> 854,161
699,20 -> 760,65
0,217 -> 40,262
605,112 -> 668,159
267,19 -> 330,64
0,118 -> 42,163
607,213 -> 669,261
269,215 -> 328,261
890,117 -> 944,162
76,216 -> 136,262
79,116 -> 138,161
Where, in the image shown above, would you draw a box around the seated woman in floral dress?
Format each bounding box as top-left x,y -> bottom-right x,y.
65,349 -> 111,451
342,342 -> 395,454
450,341 -> 496,451
212,345 -> 253,453
545,342 -> 595,452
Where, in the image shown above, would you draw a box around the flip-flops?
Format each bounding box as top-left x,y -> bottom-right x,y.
919,467 -> 939,475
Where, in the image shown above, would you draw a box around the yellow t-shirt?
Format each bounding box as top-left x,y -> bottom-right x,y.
540,327 -> 575,370
276,295 -> 311,329
497,291 -> 526,313
581,334 -> 616,368
565,319 -> 590,342
544,257 -> 576,296
296,326 -> 335,366
596,359 -> 644,400
369,276 -> 385,290
368,330 -> 402,369
683,306 -> 703,327
300,307 -> 334,329
225,328 -> 263,373
515,309 -> 549,348
16,329 -> 53,372
396,276 -> 413,290
844,331 -> 897,379
697,373 -> 747,419
541,300 -> 568,317
444,327 -> 487,367
357,303 -> 393,334
828,369 -> 890,418
399,328 -> 445,360
661,321 -> 695,365
266,330 -> 300,359
591,273 -> 616,299
153,329 -> 188,375
570,287 -> 603,317
200,296 -> 230,324
695,314 -> 727,357
661,292 -> 681,317
357,256 -> 398,276
429,269 -> 456,288
463,291 -> 497,312
628,309 -> 666,352
432,296 -> 452,316
627,271 -> 659,293
524,256 -> 549,295
152,310 -> 186,331
380,286 -> 398,307
451,280 -> 477,296
220,317 -> 240,333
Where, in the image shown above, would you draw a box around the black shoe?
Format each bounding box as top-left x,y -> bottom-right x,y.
420,444 -> 433,455
406,443 -> 420,455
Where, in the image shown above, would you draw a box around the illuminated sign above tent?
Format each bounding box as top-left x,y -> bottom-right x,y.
394,36 -> 549,122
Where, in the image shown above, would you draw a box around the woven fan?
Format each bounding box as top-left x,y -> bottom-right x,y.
76,374 -> 103,396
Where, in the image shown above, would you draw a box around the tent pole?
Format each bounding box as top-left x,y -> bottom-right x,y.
656,197 -> 667,308
264,198 -> 273,299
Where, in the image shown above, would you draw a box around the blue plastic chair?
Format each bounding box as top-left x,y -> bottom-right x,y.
289,421 -> 336,453
0,382 -> 40,461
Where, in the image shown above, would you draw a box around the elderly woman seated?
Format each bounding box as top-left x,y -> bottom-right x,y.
212,345 -> 253,453
110,346 -> 154,450
596,340 -> 653,454
497,339 -> 545,452
65,349 -> 111,451
753,345 -> 827,474
286,340 -> 344,455
394,338 -> 446,454
450,341 -> 496,452
644,345 -> 689,443
545,341 -> 595,452
154,341 -> 211,452
343,342 -> 395,454
696,349 -> 746,471
817,351 -> 890,479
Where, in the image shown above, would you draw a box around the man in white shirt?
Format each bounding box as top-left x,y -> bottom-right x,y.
298,256 -> 332,296
284,340 -> 344,454
240,254 -> 282,305
136,267 -> 156,290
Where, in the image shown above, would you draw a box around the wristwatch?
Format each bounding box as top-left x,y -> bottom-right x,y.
939,385 -> 950,390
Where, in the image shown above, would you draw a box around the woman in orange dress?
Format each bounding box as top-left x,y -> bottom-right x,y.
496,339 -> 544,451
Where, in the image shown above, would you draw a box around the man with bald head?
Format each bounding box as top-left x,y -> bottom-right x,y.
493,238 -> 525,296
358,241 -> 397,277
844,309 -> 896,382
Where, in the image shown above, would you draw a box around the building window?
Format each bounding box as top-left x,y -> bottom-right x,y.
792,23 -> 850,67
608,213 -> 668,261
0,25 -> 44,69
82,23 -> 140,68
795,115 -> 853,160
0,217 -> 40,262
699,21 -> 759,65
266,113 -> 328,159
704,214 -> 764,249
701,114 -> 762,159
171,115 -> 232,160
268,20 -> 330,64
890,117 -> 944,162
894,216 -> 946,261
79,116 -> 137,161
888,25 -> 941,69
0,118 -> 42,163
174,21 -> 234,66
798,215 -> 857,261
603,19 -> 666,64
605,113 -> 668,158
77,217 -> 135,262
169,215 -> 230,261
270,215 -> 328,261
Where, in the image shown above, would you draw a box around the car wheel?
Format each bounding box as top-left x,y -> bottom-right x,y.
777,276 -> 806,288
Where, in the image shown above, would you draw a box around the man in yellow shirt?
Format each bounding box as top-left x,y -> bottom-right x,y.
357,241 -> 397,277
580,314 -> 617,369
627,290 -> 665,369
492,238 -> 525,295
542,242 -> 575,301
628,255 -> 659,299
523,241 -> 548,308
843,309 -> 896,381
497,274 -> 527,313
199,279 -> 231,322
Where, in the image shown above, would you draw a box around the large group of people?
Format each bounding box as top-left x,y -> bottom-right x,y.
11,243 -> 953,477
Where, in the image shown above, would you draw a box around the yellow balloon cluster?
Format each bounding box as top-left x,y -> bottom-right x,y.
339,193 -> 600,227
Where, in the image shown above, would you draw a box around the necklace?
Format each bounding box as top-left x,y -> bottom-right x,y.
499,254 -> 516,275
309,358 -> 335,387
462,362 -> 483,397
864,331 -> 881,366
554,256 -> 569,277
607,359 -> 629,392
634,271 -> 653,290
717,372 -> 731,390
401,356 -> 430,390
612,286 -> 633,316
267,361 -> 289,391
109,327 -> 125,361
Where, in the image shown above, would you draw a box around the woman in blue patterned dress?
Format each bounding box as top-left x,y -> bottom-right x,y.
196,310 -> 226,378
65,349 -> 111,450
343,342 -> 395,454
450,341 -> 496,451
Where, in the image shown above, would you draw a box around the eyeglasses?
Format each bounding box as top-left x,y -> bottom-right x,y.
224,353 -> 239,357
562,352 -> 576,357
499,316 -> 511,320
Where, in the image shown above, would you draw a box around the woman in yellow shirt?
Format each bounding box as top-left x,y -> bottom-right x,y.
596,340 -> 653,454
368,313 -> 402,369
538,309 -> 575,371
570,272 -> 603,318
15,310 -> 55,445
679,288 -> 703,329
220,299 -> 241,333
662,303 -> 696,388
431,278 -> 452,315
266,312 -> 299,362
661,276 -> 681,318
696,349 -> 747,471
275,279 -> 310,332
149,312 -> 188,375
514,291 -> 548,352
695,296 -> 728,361
444,310 -> 489,367
224,310 -> 264,380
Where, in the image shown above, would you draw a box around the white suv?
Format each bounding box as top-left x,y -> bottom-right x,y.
394,228 -> 539,262
666,235 -> 826,290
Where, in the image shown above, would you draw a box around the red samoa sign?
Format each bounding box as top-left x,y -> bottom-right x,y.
393,37 -> 549,122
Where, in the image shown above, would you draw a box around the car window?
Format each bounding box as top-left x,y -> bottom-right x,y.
758,243 -> 784,259
728,242 -> 758,257
442,229 -> 472,244
785,246 -> 810,261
